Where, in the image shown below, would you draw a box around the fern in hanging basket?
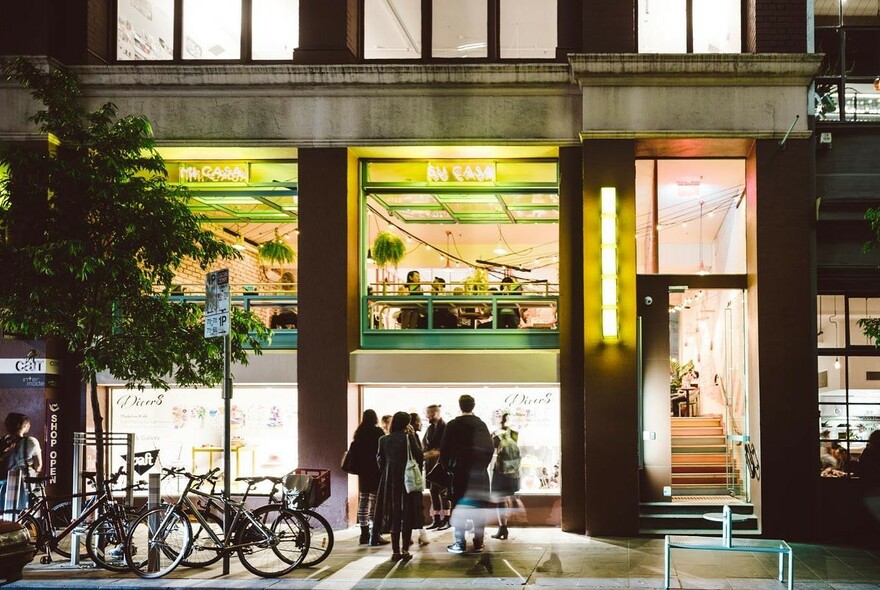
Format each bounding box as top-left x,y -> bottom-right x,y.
259,230 -> 296,266
372,231 -> 406,269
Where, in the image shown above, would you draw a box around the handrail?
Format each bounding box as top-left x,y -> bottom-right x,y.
718,376 -> 742,437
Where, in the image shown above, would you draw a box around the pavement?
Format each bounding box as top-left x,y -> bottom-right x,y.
7,526 -> 880,590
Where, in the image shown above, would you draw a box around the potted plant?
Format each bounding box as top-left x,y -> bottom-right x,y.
670,359 -> 695,394
259,229 -> 296,283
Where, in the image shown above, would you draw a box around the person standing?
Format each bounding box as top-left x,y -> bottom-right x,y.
348,410 -> 389,545
857,429 -> 880,522
440,395 -> 494,554
374,412 -> 424,562
409,412 -> 430,547
423,404 -> 451,530
1,413 -> 42,510
490,412 -> 521,540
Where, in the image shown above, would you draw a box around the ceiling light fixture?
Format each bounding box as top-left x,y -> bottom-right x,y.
493,226 -> 508,255
232,234 -> 247,251
696,200 -> 710,276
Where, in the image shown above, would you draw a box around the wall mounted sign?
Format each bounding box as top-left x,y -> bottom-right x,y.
0,358 -> 61,388
179,162 -> 249,184
428,162 -> 496,184
45,399 -> 61,486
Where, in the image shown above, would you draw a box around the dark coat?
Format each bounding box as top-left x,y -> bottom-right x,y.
858,443 -> 880,487
439,414 -> 494,507
374,432 -> 424,533
422,418 -> 446,474
350,425 -> 384,493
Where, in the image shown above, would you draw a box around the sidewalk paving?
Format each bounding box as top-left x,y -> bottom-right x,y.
8,526 -> 880,590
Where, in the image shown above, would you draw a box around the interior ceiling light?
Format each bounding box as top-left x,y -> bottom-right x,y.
232,234 -> 247,251
696,200 -> 710,276
677,177 -> 701,198
493,226 -> 508,255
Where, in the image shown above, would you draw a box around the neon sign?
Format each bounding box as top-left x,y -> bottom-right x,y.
428,162 -> 495,183
179,163 -> 249,184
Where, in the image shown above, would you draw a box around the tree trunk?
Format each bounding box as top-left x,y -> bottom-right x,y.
89,372 -> 105,486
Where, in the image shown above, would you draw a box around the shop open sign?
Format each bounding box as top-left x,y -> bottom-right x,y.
122,450 -> 160,476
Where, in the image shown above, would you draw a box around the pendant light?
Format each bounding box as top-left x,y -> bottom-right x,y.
696,201 -> 709,275
493,226 -> 508,256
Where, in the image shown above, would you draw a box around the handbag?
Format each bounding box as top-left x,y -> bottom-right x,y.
403,435 -> 424,493
341,441 -> 357,474
425,461 -> 450,488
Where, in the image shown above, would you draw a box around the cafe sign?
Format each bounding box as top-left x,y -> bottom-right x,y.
428,162 -> 496,184
0,358 -> 61,388
179,162 -> 249,184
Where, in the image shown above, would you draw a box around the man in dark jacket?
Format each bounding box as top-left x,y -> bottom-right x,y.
423,404 -> 451,530
439,395 -> 494,554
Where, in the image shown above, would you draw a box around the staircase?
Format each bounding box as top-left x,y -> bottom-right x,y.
671,415 -> 738,496
638,415 -> 759,535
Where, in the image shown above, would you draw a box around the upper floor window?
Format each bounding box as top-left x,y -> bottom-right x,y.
638,0 -> 741,54
363,0 -> 557,61
117,0 -> 299,62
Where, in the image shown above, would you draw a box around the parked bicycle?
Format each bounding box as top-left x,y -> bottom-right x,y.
124,468 -> 310,578
268,469 -> 334,567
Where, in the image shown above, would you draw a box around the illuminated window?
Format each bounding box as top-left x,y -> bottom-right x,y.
638,0 -> 741,54
183,0 -> 242,60
117,0 -> 174,61
500,0 -> 557,59
433,0 -> 488,58
364,0 -> 422,59
252,0 -> 299,60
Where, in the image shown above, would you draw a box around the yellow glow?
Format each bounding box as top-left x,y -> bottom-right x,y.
601,218 -> 617,245
601,187 -> 617,214
601,278 -> 617,306
602,309 -> 619,340
601,246 -> 617,273
600,186 -> 619,341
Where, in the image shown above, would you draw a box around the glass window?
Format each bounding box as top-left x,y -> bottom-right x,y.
849,297 -> 880,346
363,386 -> 561,493
433,0 -> 488,58
500,0 -> 557,59
252,0 -> 299,60
692,0 -> 741,53
817,295 -> 846,350
636,159 -> 746,275
182,0 -> 242,60
364,0 -> 422,59
638,0 -> 686,53
117,0 -> 174,61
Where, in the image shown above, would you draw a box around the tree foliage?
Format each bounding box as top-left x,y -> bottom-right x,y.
0,58 -> 270,480
860,208 -> 880,346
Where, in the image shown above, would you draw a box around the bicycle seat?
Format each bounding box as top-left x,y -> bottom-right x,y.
235,476 -> 269,485
24,476 -> 51,485
264,476 -> 283,485
81,471 -> 97,479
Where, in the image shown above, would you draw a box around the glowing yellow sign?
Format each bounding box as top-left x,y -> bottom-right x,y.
179,163 -> 249,184
428,162 -> 496,183
600,187 -> 619,341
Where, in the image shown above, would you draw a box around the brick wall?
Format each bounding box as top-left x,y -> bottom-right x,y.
173,249 -> 277,291
86,0 -> 110,64
583,0 -> 636,53
748,0 -> 808,53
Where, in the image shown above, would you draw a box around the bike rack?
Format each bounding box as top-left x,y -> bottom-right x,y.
69,432 -> 134,567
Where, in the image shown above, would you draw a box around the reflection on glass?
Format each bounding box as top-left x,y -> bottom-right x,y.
433,0 -> 487,58
117,0 -> 174,61
692,0 -> 741,53
183,0 -> 242,60
817,295 -> 846,350
364,0 -> 422,59
252,0 -> 299,60
500,0 -> 557,59
638,0 -> 686,53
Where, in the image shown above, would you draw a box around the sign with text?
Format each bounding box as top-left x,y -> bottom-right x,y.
45,399 -> 61,486
205,269 -> 230,338
179,162 -> 249,184
0,358 -> 62,388
428,162 -> 496,184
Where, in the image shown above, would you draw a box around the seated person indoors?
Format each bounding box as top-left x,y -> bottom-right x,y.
497,277 -> 522,329
398,270 -> 427,329
270,306 -> 298,329
430,277 -> 458,329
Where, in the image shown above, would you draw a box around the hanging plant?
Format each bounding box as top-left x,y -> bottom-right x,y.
464,268 -> 490,295
258,229 -> 296,266
372,231 -> 406,269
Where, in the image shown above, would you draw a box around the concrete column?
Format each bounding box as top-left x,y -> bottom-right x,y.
582,139 -> 640,535
293,0 -> 358,64
746,138 -> 818,540
296,148 -> 359,528
559,146 -> 585,533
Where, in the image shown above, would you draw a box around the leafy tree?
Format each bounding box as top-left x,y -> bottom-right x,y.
0,58 -> 270,484
861,208 -> 880,346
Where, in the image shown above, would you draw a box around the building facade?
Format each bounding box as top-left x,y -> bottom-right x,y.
2,1 -> 877,542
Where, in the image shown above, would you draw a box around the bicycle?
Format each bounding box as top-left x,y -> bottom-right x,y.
266,471 -> 334,567
2,467 -> 144,568
124,468 -> 310,578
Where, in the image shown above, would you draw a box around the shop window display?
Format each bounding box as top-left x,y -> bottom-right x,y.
362,386 -> 561,493
110,387 -> 297,490
117,0 -> 174,61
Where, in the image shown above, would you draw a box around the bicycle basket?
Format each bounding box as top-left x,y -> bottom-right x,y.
283,468 -> 330,509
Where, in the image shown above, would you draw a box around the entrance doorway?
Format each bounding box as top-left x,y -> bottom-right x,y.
638,276 -> 750,505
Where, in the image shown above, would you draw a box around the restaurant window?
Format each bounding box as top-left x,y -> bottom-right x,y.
363,0 -> 557,60
817,294 -> 880,478
363,386 -> 561,493
116,0 -> 300,62
638,0 -> 742,54
109,387 -> 298,491
635,159 -> 746,275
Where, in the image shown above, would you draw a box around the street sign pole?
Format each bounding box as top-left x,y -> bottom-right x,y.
205,269 -> 231,576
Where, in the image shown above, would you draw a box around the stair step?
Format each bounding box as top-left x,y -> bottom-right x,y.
640,502 -> 754,516
672,465 -> 732,474
671,416 -> 722,427
672,436 -> 726,446
672,454 -> 727,464
672,485 -> 741,495
672,475 -> 734,484
672,444 -> 726,453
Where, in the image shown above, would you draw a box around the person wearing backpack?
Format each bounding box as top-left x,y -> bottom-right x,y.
0,412 -> 42,510
490,412 -> 520,540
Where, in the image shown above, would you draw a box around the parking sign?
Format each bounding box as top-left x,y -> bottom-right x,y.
205,269 -> 230,338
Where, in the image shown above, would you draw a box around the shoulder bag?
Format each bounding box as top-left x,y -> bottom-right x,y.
341,440 -> 357,474
404,435 -> 424,493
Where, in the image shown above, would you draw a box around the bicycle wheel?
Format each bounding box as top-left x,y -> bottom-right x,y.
85,507 -> 139,572
235,504 -> 308,577
48,501 -> 90,559
180,508 -> 223,568
125,507 -> 192,578
298,509 -> 334,567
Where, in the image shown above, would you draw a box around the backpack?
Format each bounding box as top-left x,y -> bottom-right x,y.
0,435 -> 21,473
496,431 -> 521,476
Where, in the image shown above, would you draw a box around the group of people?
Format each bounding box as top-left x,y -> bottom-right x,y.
345,395 -> 521,561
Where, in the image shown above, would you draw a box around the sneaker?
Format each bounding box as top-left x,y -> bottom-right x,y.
446,542 -> 466,554
470,543 -> 484,554
436,518 -> 451,531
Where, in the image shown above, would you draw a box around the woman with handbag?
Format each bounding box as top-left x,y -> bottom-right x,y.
349,409 -> 388,545
374,412 -> 424,561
